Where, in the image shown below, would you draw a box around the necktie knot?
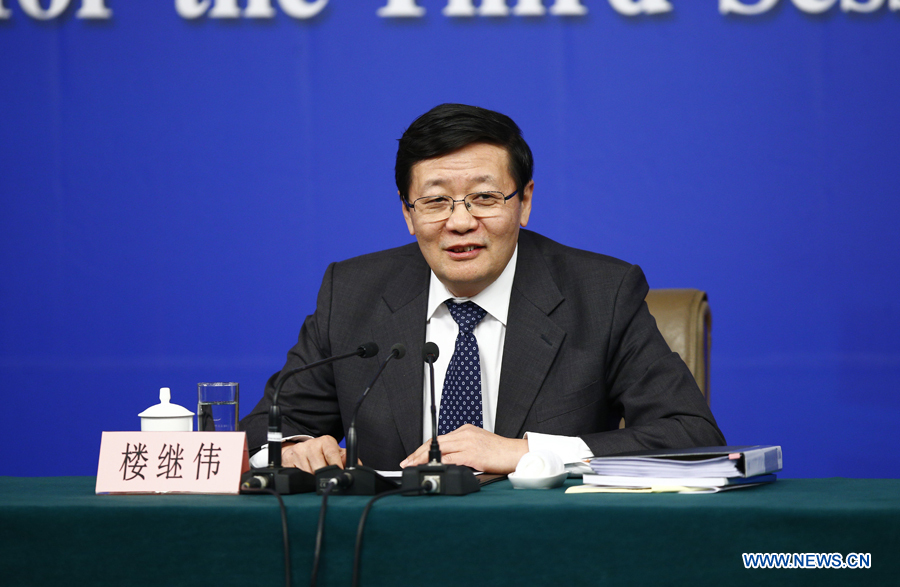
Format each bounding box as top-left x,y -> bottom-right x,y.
445,301 -> 487,334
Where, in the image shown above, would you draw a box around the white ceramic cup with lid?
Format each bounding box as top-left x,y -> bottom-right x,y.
138,387 -> 195,431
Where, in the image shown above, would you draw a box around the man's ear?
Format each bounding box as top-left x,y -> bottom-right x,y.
401,192 -> 415,235
519,180 -> 534,227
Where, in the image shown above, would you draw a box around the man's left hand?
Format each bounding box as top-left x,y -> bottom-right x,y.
400,424 -> 528,474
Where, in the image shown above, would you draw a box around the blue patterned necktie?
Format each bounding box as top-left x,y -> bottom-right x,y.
438,300 -> 488,436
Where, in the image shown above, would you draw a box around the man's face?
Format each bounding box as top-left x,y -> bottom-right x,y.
402,142 -> 533,298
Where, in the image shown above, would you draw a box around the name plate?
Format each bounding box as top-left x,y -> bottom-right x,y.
95,431 -> 249,495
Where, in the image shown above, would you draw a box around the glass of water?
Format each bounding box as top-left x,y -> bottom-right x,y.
197,382 -> 239,431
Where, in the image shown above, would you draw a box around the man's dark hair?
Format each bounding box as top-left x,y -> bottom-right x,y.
395,103 -> 534,203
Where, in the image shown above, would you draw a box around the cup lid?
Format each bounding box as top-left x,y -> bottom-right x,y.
138,387 -> 195,419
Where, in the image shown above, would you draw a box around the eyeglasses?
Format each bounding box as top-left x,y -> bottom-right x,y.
405,190 -> 518,222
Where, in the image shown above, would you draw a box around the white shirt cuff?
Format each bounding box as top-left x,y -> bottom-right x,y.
524,431 -> 593,464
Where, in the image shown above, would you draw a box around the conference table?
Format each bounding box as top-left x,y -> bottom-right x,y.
1,476 -> 897,586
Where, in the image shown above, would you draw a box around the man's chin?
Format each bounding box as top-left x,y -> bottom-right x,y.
442,272 -> 492,298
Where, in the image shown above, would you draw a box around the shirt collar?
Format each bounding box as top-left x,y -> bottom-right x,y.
426,244 -> 518,327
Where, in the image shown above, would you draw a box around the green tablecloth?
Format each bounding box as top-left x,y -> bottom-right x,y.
1,476 -> 897,586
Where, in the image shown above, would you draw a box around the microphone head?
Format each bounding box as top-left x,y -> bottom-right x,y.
357,342 -> 379,358
422,342 -> 439,363
390,343 -> 406,360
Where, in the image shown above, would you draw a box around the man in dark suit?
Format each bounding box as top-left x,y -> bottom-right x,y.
241,104 -> 724,474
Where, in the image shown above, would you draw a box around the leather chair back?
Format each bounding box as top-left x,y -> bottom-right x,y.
645,289 -> 711,404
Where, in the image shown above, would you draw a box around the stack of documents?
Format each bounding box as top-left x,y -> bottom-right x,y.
570,445 -> 782,494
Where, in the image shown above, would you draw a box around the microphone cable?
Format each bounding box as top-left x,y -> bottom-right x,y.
239,486 -> 291,587
310,476 -> 340,587
351,482 -> 433,587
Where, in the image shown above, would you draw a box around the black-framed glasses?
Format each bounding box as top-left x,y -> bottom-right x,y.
405,190 -> 518,222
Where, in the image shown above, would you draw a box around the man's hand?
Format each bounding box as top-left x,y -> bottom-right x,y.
399,424 -> 528,474
281,435 -> 347,474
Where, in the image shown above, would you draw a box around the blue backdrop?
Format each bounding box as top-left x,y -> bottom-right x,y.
2,1 -> 898,478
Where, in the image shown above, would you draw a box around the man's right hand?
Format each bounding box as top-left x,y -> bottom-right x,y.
280,435 -> 346,474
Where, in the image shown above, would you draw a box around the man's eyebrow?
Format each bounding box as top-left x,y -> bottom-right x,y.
420,178 -> 448,190
468,175 -> 499,187
420,175 -> 500,191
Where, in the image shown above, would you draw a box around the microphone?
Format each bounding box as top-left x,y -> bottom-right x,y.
315,343 -> 406,495
267,341 -> 379,468
240,342 -> 379,495
400,342 -> 480,496
423,342 -> 442,464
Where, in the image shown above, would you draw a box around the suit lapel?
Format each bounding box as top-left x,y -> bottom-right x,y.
374,249 -> 430,456
495,232 -> 566,438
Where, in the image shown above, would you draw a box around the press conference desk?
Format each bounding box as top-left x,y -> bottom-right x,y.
1,477 -> 897,587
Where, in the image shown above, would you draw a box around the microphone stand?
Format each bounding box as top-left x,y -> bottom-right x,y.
315,344 -> 406,495
241,342 -> 379,494
400,342 -> 480,496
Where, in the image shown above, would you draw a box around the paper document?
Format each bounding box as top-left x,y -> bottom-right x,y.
582,473 -> 777,488
589,445 -> 782,478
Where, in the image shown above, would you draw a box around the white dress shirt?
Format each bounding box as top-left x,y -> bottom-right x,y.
420,245 -> 516,438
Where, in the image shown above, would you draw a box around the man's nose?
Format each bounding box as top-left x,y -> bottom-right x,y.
445,201 -> 478,232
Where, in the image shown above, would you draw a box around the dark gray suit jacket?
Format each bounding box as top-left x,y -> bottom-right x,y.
242,229 -> 724,470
